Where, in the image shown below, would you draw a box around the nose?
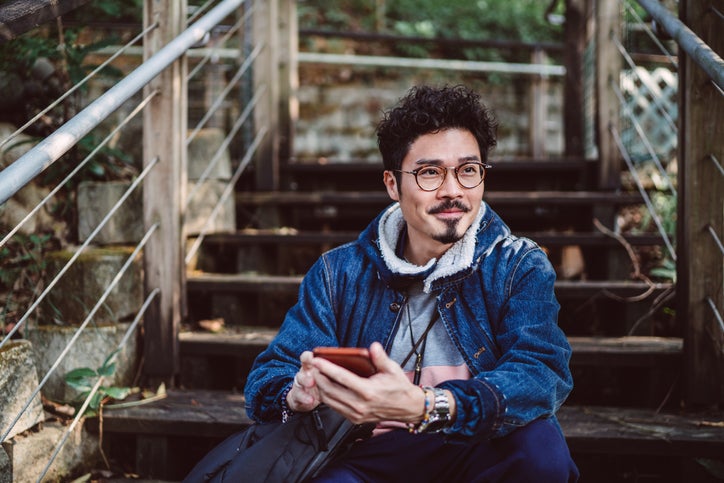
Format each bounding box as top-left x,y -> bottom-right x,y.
437,167 -> 464,197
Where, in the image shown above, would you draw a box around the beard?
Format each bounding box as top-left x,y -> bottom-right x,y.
428,200 -> 470,244
432,218 -> 463,244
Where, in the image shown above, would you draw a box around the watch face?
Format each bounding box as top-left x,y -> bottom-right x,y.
424,416 -> 449,433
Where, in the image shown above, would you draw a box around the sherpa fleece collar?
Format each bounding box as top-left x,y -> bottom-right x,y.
377,202 -> 486,293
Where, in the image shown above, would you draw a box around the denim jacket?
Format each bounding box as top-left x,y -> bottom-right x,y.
244,202 -> 573,440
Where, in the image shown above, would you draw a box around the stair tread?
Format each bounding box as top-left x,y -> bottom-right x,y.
236,190 -> 644,205
287,157 -> 596,171
202,229 -> 666,247
186,272 -> 673,298
180,328 -> 682,367
97,388 -> 724,457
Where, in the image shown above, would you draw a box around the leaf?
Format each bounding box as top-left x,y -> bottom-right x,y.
102,386 -> 131,401
88,392 -> 104,410
65,367 -> 97,382
97,362 -> 116,377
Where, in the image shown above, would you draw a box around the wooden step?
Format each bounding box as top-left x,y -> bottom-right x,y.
179,328 -> 682,369
282,158 -> 598,192
98,389 -> 724,460
201,229 -> 666,248
186,272 -> 673,300
236,190 -> 644,206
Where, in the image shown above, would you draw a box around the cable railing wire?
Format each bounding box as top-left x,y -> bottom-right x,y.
36,285 -> 160,482
186,124 -> 268,264
0,90 -> 159,250
709,154 -> 724,177
187,0 -> 217,25
623,0 -> 678,68
706,296 -> 724,336
187,7 -> 251,81
636,0 -> 724,91
0,22 -> 158,152
0,0 -> 247,205
185,86 -> 264,209
0,156 -> 160,348
610,125 -> 677,261
612,34 -> 678,133
611,81 -> 676,195
0,219 -> 160,443
187,41 -> 263,144
706,224 -> 724,258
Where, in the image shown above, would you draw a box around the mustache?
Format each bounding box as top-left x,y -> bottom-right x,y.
427,199 -> 471,214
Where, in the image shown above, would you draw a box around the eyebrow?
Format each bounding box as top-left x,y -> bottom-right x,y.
413,155 -> 481,166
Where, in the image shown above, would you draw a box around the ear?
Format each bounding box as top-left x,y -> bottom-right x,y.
383,171 -> 400,201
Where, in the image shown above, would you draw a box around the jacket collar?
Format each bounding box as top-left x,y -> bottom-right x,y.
360,201 -> 510,293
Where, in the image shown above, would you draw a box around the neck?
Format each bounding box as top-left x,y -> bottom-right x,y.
404,238 -> 452,266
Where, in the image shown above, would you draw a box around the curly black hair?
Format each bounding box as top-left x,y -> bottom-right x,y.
376,85 -> 498,172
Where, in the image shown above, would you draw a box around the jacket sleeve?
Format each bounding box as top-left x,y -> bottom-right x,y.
440,246 -> 573,440
243,256 -> 341,422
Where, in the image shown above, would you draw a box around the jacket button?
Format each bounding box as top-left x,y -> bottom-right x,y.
389,302 -> 401,312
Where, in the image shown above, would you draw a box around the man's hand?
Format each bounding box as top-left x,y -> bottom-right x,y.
309,341 -> 427,425
286,351 -> 322,413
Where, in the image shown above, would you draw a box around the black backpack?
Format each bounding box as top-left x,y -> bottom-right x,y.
184,405 -> 374,482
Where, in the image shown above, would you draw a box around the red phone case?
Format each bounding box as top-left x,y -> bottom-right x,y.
312,347 -> 377,377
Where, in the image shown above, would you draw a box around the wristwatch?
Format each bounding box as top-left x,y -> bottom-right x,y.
411,386 -> 451,434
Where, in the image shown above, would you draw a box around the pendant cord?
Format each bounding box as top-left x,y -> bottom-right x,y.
401,302 -> 437,384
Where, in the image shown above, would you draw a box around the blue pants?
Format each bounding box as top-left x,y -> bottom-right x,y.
311,418 -> 579,482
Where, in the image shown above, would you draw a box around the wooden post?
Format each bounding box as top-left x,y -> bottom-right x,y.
142,0 -> 187,385
528,48 -> 547,159
253,0 -> 280,191
595,0 -> 621,189
563,0 -> 586,158
678,0 -> 724,405
277,0 -> 298,170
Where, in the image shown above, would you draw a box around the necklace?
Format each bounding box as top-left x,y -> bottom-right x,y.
402,302 -> 437,385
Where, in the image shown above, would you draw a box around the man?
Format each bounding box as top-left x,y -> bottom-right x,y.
245,85 -> 579,482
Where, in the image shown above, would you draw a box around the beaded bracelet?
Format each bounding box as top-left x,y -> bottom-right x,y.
407,386 -> 433,434
280,382 -> 295,423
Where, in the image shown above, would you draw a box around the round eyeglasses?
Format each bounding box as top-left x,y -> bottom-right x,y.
394,162 -> 491,191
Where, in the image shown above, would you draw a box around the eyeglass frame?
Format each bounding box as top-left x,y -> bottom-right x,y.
392,162 -> 492,192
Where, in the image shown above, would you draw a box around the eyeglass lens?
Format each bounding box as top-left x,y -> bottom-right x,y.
416,163 -> 485,190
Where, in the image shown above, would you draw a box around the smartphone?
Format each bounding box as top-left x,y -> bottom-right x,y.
312,347 -> 377,377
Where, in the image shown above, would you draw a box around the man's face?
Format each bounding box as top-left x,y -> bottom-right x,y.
383,128 -> 485,264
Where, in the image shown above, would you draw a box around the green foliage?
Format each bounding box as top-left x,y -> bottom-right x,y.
64,350 -> 132,416
0,233 -> 52,289
299,0 -> 563,65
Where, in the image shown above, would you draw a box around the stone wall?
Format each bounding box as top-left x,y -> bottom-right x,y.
293,68 -> 565,162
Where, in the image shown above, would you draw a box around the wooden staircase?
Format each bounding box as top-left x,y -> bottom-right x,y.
99,157 -> 724,482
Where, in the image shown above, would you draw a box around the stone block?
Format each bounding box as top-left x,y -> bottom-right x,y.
185,180 -> 235,235
0,340 -> 45,440
77,180 -> 143,244
0,419 -> 100,482
188,127 -> 232,180
43,246 -> 143,325
27,322 -> 139,402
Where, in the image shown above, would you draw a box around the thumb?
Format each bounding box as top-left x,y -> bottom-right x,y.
369,341 -> 397,373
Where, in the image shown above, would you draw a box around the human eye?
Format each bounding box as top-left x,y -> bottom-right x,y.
459,163 -> 480,176
417,166 -> 442,178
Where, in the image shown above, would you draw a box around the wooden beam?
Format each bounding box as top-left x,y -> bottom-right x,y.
0,0 -> 93,42
252,0 -> 280,191
563,0 -> 586,157
595,0 -> 622,189
679,0 -> 724,405
142,0 -> 187,386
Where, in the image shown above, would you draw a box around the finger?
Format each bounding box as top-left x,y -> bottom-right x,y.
368,341 -> 404,376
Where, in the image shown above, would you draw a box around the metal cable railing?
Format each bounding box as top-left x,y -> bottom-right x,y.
0,21 -> 159,153
185,85 -> 265,212
0,1 -> 262,478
